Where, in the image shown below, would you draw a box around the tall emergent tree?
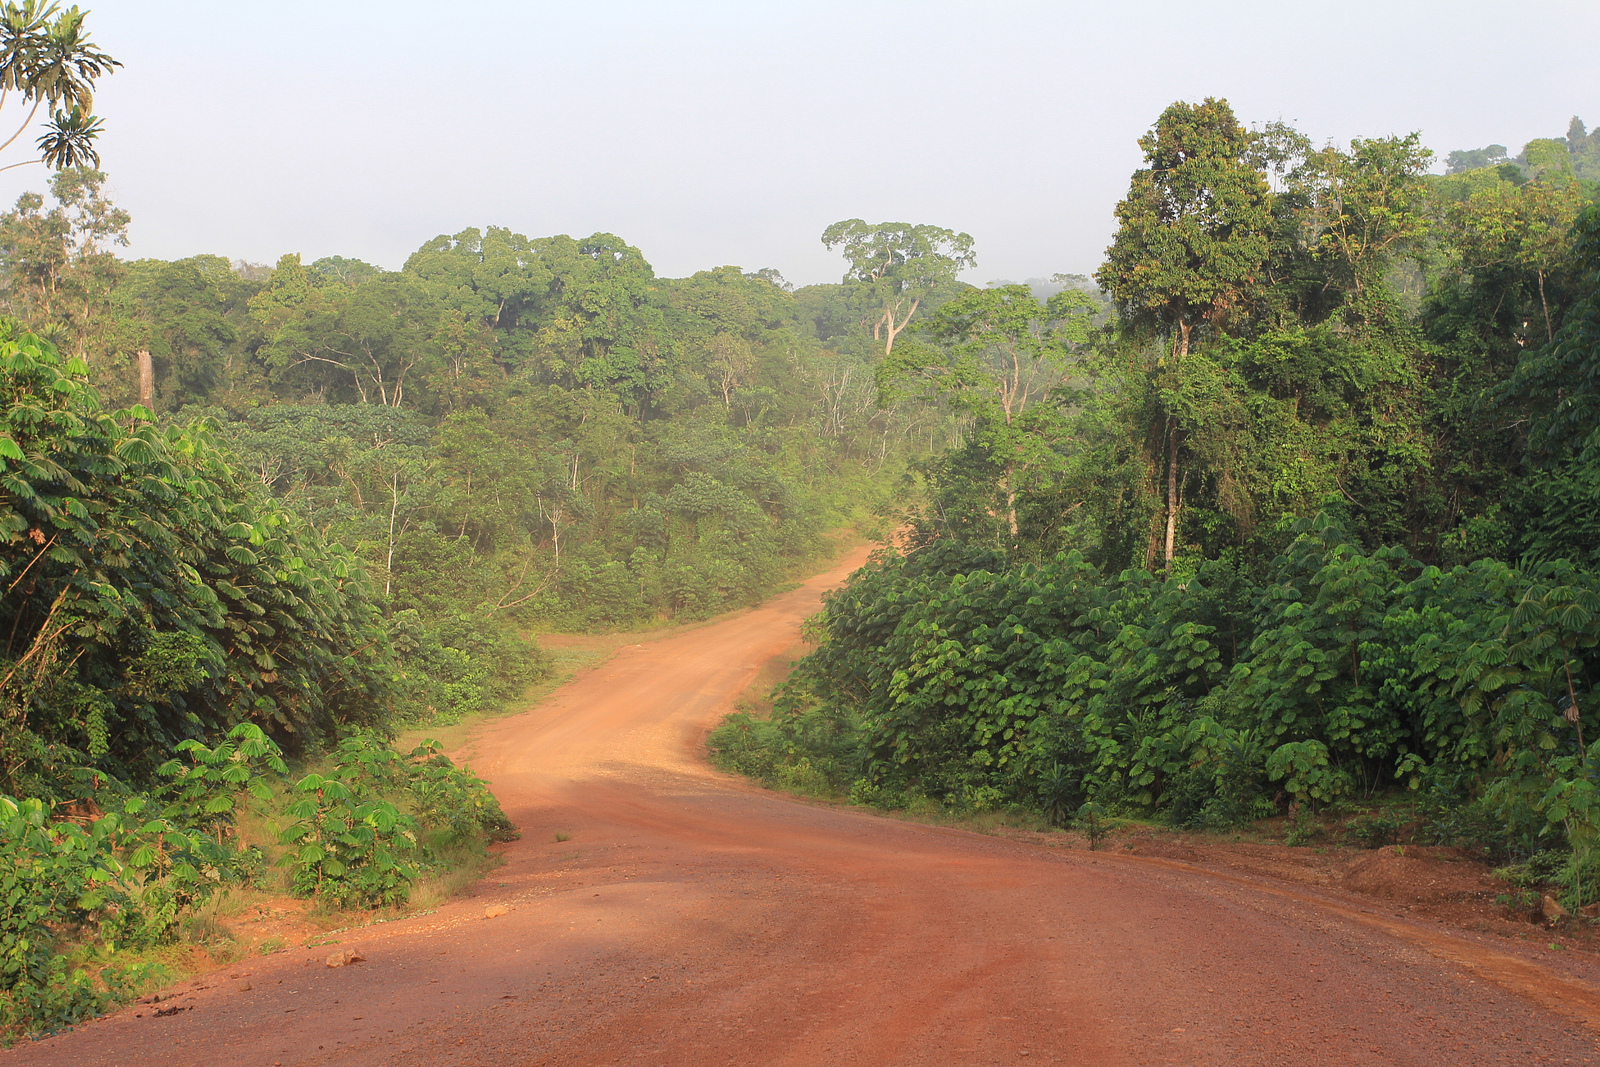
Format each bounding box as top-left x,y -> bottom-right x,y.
1293,134 -> 1433,320
821,220 -> 976,357
0,165 -> 128,348
1095,97 -> 1272,566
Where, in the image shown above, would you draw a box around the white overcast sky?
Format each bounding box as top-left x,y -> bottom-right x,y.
19,0 -> 1599,286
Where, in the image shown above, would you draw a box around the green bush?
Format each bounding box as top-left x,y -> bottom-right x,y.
0,796 -> 181,1041
0,798 -> 125,1001
1266,740 -> 1352,809
706,712 -> 780,782
1075,801 -> 1112,850
390,612 -> 547,726
1037,763 -> 1080,828
0,727 -> 515,1036
1557,850 -> 1600,911
155,723 -> 288,836
1494,849 -> 1568,889
280,773 -> 418,909
405,740 -> 517,844
1345,811 -> 1403,848
279,736 -> 517,908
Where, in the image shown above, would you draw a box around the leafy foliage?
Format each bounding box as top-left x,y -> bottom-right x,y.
279,735 -> 514,909
281,772 -> 417,909
742,510 -> 1599,862
0,331 -> 396,791
1,724 -> 512,1038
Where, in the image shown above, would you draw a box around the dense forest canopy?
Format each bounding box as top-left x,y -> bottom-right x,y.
0,181 -> 997,792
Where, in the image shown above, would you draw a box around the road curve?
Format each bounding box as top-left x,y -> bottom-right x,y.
12,546 -> 1600,1066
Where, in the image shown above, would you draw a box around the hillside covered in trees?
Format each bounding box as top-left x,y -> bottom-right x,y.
3,182 -> 997,772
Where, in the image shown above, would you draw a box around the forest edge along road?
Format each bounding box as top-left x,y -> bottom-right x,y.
10,545 -> 1600,1066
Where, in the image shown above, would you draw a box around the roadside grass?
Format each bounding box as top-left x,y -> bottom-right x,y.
408,838 -> 505,911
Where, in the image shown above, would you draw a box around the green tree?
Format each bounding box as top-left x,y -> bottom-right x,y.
1444,171 -> 1585,345
252,260 -> 442,409
1497,204 -> 1600,463
883,284 -> 1093,542
1447,144 -> 1509,175
1096,97 -> 1273,566
821,220 -> 976,357
1293,134 -> 1434,318
0,166 -> 127,354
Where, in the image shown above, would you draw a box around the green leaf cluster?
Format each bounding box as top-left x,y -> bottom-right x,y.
278,735 -> 514,909
0,724 -> 282,1036
0,329 -> 397,790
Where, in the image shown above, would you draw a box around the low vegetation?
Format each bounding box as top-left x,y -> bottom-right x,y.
0,724 -> 510,1041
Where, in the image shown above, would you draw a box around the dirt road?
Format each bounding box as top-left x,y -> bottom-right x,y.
14,547 -> 1600,1065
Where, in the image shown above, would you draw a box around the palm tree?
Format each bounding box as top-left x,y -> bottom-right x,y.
0,2 -> 118,173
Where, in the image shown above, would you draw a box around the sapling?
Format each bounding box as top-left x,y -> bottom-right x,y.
1076,801 -> 1111,850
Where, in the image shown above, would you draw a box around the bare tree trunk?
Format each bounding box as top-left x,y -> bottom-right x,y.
1163,416 -> 1179,566
996,453 -> 1019,543
880,297 -> 922,357
1162,322 -> 1191,568
385,472 -> 400,598
1142,426 -> 1164,571
137,350 -> 154,410
1539,269 -> 1554,345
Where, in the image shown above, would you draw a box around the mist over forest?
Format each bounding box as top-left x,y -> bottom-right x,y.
2,0 -> 1600,1036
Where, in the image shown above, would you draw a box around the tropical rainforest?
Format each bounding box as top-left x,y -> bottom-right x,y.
3,0 -> 1600,1040
713,103 -> 1600,914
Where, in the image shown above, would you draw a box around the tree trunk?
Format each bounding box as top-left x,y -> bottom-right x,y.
1163,415 -> 1179,566
385,471 -> 400,598
137,350 -> 154,410
1539,269 -> 1554,345
1162,321 -> 1191,568
881,296 -> 921,357
1004,462 -> 1019,544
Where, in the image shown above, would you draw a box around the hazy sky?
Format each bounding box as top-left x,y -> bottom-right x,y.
21,1 -> 1599,286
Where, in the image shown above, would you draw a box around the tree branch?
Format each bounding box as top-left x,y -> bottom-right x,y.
0,97 -> 43,156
